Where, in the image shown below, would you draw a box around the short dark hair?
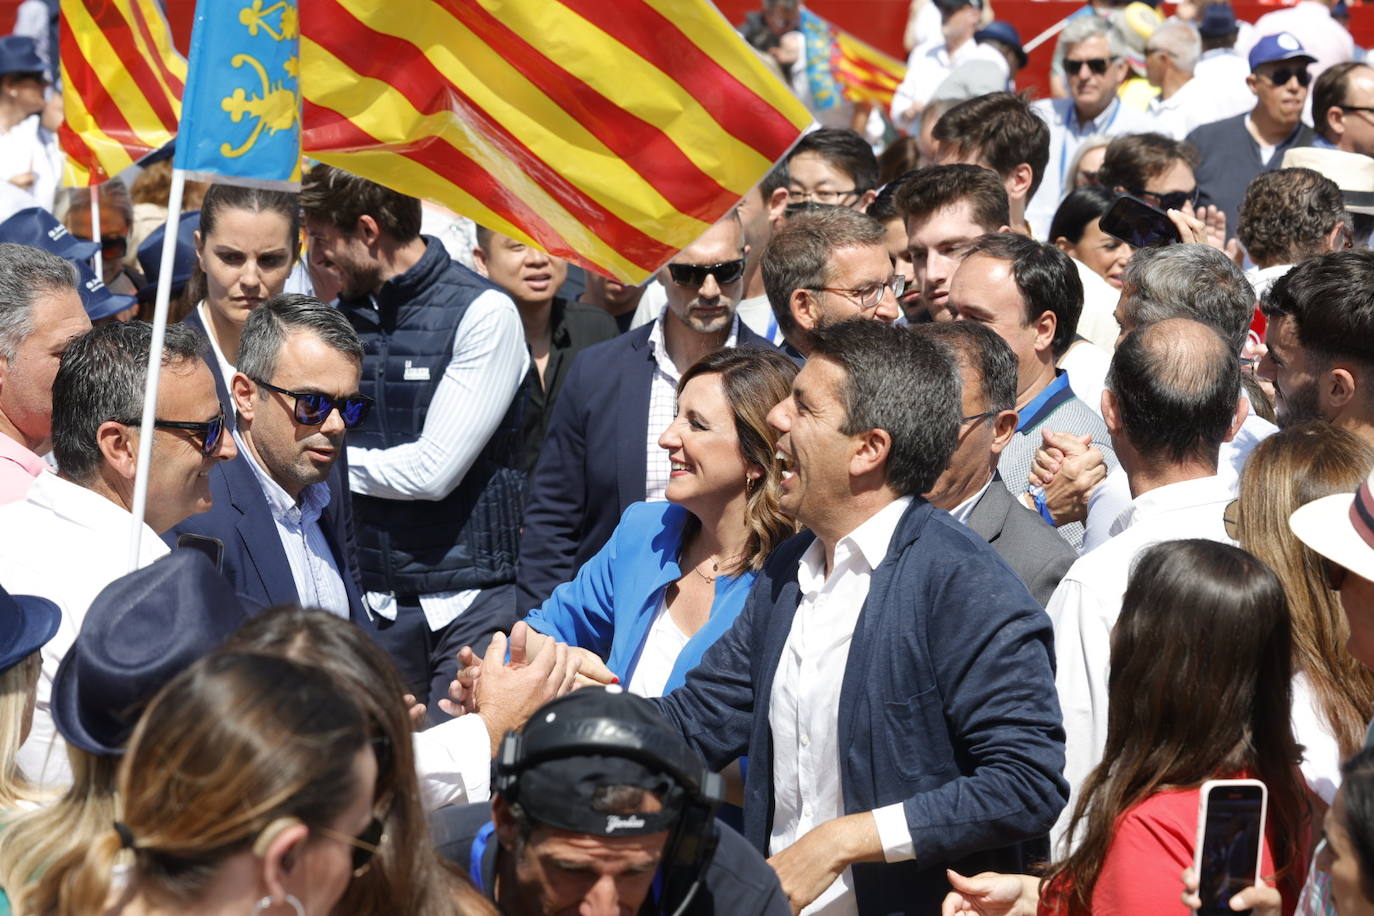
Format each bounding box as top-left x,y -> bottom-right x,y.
930,92 -> 1051,198
965,233 -> 1083,358
895,164 -> 1009,232
760,163 -> 789,201
866,171 -> 915,224
1096,133 -> 1200,193
237,293 -> 364,385
300,163 -> 422,242
1120,245 -> 1255,352
788,129 -> 879,193
1048,185 -> 1118,245
1313,62 -> 1368,142
1107,318 -> 1239,464
761,208 -> 887,337
52,321 -> 207,483
807,320 -> 960,496
1237,169 -> 1346,268
1263,249 -> 1374,366
914,320 -> 1018,413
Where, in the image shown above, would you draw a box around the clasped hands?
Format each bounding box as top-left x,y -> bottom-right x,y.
1027,429 -> 1107,526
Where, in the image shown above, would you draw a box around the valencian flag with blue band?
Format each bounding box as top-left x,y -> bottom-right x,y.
175,0 -> 302,187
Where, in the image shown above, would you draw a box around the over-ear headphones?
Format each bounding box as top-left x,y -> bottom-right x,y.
494,702 -> 724,916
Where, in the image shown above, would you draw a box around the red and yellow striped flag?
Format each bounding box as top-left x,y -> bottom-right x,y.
300,0 -> 811,284
59,0 -> 186,187
833,28 -> 906,109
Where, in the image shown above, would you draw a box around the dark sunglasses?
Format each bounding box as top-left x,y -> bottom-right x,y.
1261,66 -> 1311,87
132,411 -> 226,456
667,258 -> 746,288
1323,556 -> 1349,592
76,234 -> 129,259
1131,186 -> 1200,212
1065,57 -> 1111,76
316,815 -> 384,876
252,377 -> 373,428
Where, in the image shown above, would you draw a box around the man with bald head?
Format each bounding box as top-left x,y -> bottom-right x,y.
1046,317 -> 1248,845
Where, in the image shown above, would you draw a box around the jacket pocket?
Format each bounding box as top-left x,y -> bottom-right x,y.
882,687 -> 955,784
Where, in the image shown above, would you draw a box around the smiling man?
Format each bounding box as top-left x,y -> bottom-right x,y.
474,227 -> 617,473
168,294 -> 371,627
651,319 -> 1066,915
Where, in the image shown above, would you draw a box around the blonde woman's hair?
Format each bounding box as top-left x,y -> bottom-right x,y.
677,347 -> 800,573
0,653 -> 42,811
1237,420 -> 1374,759
22,653 -> 372,916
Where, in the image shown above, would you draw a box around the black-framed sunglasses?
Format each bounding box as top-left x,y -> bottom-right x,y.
251,378 -> 373,428
75,234 -> 129,259
667,258 -> 746,288
1339,104 -> 1374,115
129,411 -> 227,456
315,815 -> 385,876
1261,66 -> 1311,87
1064,56 -> 1111,76
1131,186 -> 1200,212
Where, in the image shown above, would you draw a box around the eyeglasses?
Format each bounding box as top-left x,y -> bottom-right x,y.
315,816 -> 385,876
787,187 -> 863,205
666,258 -> 746,288
1064,57 -> 1111,76
124,411 -> 227,456
807,274 -> 906,311
961,410 -> 997,425
1323,556 -> 1350,592
76,234 -> 129,259
1339,104 -> 1374,115
1130,186 -> 1200,212
1260,66 -> 1311,87
251,378 -> 373,428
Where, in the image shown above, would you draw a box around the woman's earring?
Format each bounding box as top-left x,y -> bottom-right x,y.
745,474 -> 756,494
251,894 -> 305,916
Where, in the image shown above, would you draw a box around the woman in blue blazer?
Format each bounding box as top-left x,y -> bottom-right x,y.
520,347 -> 798,696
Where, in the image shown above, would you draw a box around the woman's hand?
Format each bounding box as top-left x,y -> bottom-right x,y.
1179,867 -> 1281,915
941,870 -> 1041,916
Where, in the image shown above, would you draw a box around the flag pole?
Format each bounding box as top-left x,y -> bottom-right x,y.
88,182 -> 101,276
126,169 -> 186,572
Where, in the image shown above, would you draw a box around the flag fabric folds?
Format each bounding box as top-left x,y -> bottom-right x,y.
800,9 -> 907,111
174,0 -> 301,187
300,0 -> 810,284
59,0 -> 186,186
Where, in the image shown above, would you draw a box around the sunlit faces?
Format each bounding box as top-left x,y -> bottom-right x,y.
1057,218 -> 1133,288
235,330 -> 362,502
881,218 -> 921,320
0,286 -> 89,453
1330,65 -> 1374,156
305,218 -> 379,302
658,372 -> 756,515
474,234 -> 568,309
198,207 -> 296,332
659,220 -> 745,335
143,358 -> 237,533
796,242 -> 901,329
1258,314 -> 1324,428
907,200 -> 993,320
1072,143 -> 1108,189
767,355 -> 859,531
924,360 -> 1004,509
1248,59 -> 1310,128
1064,34 -> 1126,120
65,201 -> 131,285
787,152 -> 870,209
949,253 -> 1052,398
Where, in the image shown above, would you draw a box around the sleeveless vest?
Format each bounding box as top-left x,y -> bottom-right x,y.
342,238 -> 526,596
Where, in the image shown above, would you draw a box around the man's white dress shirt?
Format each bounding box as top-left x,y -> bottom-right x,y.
0,473 -> 170,789
890,38 -> 982,132
0,114 -> 62,221
346,288 -> 529,631
1190,49 -> 1256,129
769,496 -> 915,915
1151,76 -> 1226,141
1047,474 -> 1235,851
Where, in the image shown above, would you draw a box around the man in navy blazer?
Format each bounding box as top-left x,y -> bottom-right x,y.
169,294 -> 369,628
517,214 -> 776,608
651,321 -> 1067,915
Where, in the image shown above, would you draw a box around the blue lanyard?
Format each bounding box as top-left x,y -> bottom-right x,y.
470,821 -> 495,892
1058,98 -> 1121,186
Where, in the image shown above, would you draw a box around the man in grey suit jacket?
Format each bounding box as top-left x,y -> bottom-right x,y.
917,321 -> 1075,606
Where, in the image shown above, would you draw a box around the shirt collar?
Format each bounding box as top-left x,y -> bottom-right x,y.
232,427 -> 331,523
799,495 -> 914,589
1070,96 -> 1121,133
648,307 -> 741,380
1109,474 -> 1233,536
0,429 -> 48,478
950,477 -> 994,524
1016,371 -> 1074,433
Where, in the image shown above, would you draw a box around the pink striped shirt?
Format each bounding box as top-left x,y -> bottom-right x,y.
0,430 -> 48,504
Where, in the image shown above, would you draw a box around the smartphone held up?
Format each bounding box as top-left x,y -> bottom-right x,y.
1192,778 -> 1267,916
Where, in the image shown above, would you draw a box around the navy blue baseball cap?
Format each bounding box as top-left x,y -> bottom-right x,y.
1198,3 -> 1238,38
0,208 -> 100,263
975,21 -> 1028,69
0,36 -> 44,76
1249,32 -> 1316,72
136,211 -> 200,304
0,582 -> 59,676
75,260 -> 136,322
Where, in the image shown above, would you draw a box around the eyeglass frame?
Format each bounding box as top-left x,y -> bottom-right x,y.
665,258 -> 746,289
314,816 -> 386,877
1063,56 -> 1114,76
786,187 -> 866,206
805,274 -> 907,311
1125,185 -> 1200,212
1257,65 -> 1312,87
1338,104 -> 1374,116
120,411 -> 227,457
249,377 -> 374,429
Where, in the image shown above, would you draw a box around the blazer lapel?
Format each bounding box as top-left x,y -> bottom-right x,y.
223,457 -> 298,608
615,331 -> 655,511
964,481 -> 1012,545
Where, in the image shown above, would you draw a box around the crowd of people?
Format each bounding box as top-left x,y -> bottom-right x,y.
0,0 -> 1372,911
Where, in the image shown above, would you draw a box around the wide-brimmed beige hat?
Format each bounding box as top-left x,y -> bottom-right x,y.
1290,471 -> 1374,582
1280,146 -> 1374,215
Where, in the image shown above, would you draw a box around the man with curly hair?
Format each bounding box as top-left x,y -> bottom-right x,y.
1236,167 -> 1349,299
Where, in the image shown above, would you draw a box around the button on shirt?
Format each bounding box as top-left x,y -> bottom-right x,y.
234,428 -> 351,619
644,311 -> 740,501
769,496 -> 916,915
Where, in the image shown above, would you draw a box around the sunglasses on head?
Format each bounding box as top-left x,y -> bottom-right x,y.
667,258 -> 746,288
251,378 -> 373,428
130,411 -> 226,456
1261,65 -> 1311,87
1065,56 -> 1111,76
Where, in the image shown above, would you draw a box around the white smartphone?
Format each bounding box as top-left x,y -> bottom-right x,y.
1192,778 -> 1268,915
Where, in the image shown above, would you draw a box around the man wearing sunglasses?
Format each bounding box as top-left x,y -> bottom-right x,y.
0,320 -> 234,787
1186,32 -> 1318,234
1026,16 -> 1154,239
519,213 -> 776,608
62,179 -> 143,297
1311,62 -> 1374,157
168,294 -> 372,628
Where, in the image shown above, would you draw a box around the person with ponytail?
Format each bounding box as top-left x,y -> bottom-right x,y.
23,652 -> 381,916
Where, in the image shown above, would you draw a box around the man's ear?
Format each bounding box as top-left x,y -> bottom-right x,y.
231,372 -> 257,421
989,408 -> 1019,456
768,186 -> 790,226
1245,72 -> 1260,97
472,245 -> 490,277
857,189 -> 877,211
1327,105 -> 1346,141
791,288 -> 821,332
1033,309 -> 1057,357
1225,396 -> 1249,444
849,426 -> 892,480
1327,220 -> 1352,253
1325,364 -> 1360,415
355,214 -> 381,249
95,420 -> 138,483
492,794 -> 522,851
1006,163 -> 1034,203
257,817 -> 310,905
1101,388 -> 1123,439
